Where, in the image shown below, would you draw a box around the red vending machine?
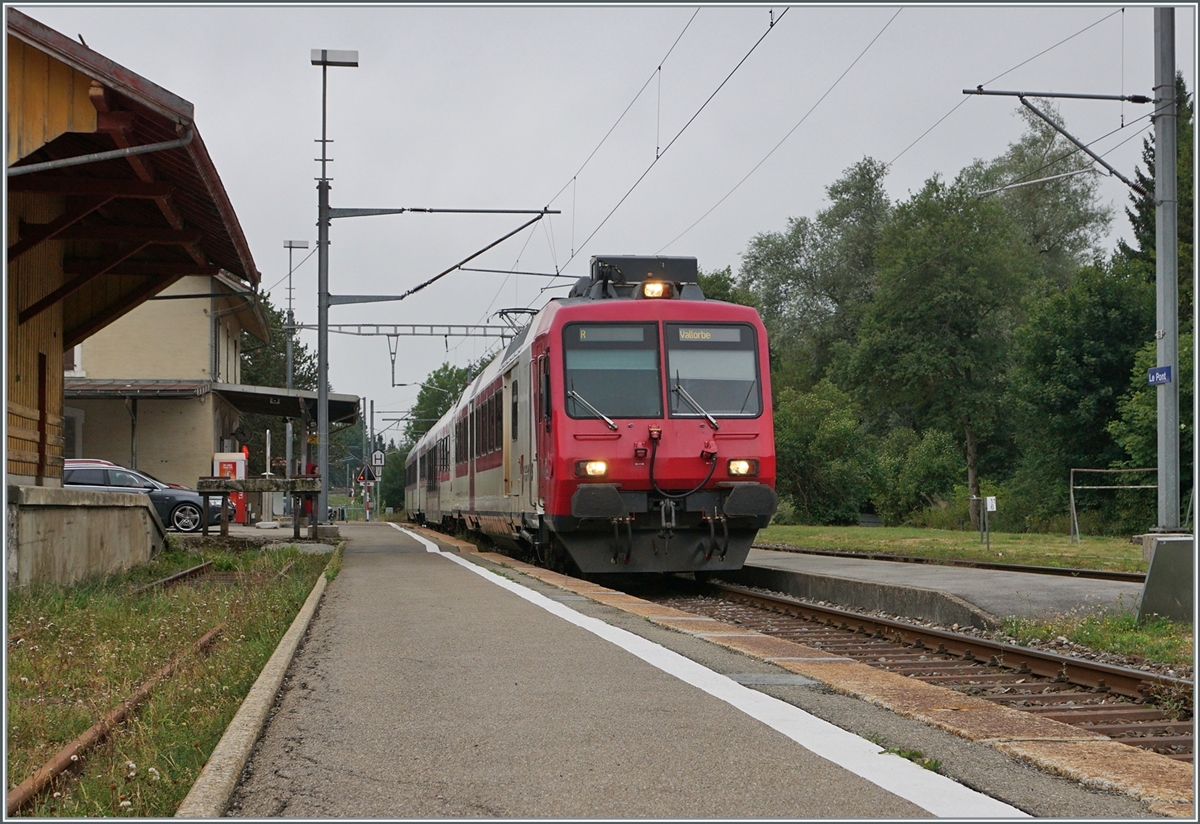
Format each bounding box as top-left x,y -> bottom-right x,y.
213,452 -> 247,524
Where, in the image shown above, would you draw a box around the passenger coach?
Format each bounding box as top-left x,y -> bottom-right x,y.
406,255 -> 777,575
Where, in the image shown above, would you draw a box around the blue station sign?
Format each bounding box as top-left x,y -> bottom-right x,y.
1147,365 -> 1173,386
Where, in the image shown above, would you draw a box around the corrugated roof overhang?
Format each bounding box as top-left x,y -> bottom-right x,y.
213,383 -> 360,424
64,379 -> 360,425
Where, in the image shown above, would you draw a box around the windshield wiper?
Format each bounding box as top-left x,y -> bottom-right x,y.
672,383 -> 720,430
567,389 -> 618,431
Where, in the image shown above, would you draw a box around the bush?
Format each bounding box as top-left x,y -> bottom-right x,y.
773,381 -> 876,524
872,427 -> 962,525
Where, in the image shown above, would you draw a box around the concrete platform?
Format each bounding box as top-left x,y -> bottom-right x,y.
200,523 -> 1185,819
735,547 -> 1145,628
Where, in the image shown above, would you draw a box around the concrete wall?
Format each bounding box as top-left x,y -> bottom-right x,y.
6,485 -> 166,588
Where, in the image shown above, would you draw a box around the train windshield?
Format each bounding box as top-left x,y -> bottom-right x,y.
665,323 -> 761,417
563,322 -> 662,418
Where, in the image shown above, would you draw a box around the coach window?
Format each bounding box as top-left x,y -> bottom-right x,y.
483,396 -> 490,453
493,394 -> 503,450
488,395 -> 495,452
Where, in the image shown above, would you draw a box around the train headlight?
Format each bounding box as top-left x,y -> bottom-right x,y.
727,459 -> 759,476
642,280 -> 673,298
576,460 -> 609,478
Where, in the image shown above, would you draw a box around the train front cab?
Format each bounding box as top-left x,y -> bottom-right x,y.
533,267 -> 777,574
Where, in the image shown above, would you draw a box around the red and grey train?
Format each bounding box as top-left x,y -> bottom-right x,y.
404,255 -> 777,575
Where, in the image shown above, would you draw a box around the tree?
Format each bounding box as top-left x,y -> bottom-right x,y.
696,265 -> 755,307
773,380 -> 876,525
402,360 -> 484,446
1006,260 -> 1155,520
1117,72 -> 1194,333
379,448 -> 409,512
1106,333 -> 1194,522
739,158 -> 891,390
238,293 -> 318,476
960,101 -> 1112,289
848,174 -> 1029,529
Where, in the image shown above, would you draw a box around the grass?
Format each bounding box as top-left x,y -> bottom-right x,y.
759,524 -> 1147,572
6,543 -> 331,817
999,612 -> 1194,669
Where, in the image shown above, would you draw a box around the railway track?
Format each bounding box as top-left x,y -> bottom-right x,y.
752,543 -> 1147,582
648,580 -> 1193,762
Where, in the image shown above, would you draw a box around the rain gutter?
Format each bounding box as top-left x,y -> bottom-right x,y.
7,130 -> 195,177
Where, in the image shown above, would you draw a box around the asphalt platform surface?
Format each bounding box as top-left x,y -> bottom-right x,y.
745,547 -> 1145,622
221,523 -> 1168,819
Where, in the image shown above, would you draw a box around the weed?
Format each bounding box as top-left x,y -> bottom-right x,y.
324,541 -> 345,581
866,735 -> 942,772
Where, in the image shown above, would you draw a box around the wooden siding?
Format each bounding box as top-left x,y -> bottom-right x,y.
6,35 -> 97,166
7,192 -> 67,482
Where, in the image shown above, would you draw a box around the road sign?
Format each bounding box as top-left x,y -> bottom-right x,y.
985,496 -> 996,512
1148,365 -> 1172,385
357,464 -> 377,483
371,449 -> 386,468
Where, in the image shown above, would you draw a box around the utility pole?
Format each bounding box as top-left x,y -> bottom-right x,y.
1154,7 -> 1179,531
312,48 -> 359,525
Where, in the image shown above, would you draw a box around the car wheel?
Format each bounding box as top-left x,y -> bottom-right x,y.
171,503 -> 203,532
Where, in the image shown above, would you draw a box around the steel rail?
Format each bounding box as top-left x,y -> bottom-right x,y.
710,581 -> 1189,701
752,544 -> 1147,582
128,561 -> 213,594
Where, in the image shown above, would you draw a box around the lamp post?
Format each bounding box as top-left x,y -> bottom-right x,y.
283,240 -> 308,488
312,48 -> 358,525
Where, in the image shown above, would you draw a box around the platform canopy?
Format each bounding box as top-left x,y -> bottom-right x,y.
63,378 -> 360,424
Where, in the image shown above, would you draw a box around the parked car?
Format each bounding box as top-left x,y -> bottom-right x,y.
63,461 -> 223,532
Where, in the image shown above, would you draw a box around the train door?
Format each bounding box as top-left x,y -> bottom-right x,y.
468,398 -> 476,517
529,346 -> 543,509
503,369 -> 515,500
426,438 -> 440,517
533,345 -> 553,511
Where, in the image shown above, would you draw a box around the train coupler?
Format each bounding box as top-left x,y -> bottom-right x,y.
700,509 -> 730,561
610,516 -> 633,565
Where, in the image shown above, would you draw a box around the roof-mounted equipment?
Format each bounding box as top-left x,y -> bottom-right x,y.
568,255 -> 705,301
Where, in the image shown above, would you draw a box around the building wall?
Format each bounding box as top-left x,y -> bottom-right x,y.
7,191 -> 66,486
72,395 -> 229,488
79,276 -> 213,380
6,35 -> 97,166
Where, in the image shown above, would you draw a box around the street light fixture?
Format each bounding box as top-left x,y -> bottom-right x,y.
312,48 -> 358,525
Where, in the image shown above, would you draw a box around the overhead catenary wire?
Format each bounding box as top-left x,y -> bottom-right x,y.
890,8 -> 1125,168
658,7 -> 900,253
544,7 -> 700,209
562,7 -> 790,271
662,6 -> 1128,254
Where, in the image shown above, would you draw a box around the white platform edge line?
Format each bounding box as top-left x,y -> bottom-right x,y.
391,524 -> 1026,820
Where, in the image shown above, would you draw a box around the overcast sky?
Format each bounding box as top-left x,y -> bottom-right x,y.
15,3 -> 1197,442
